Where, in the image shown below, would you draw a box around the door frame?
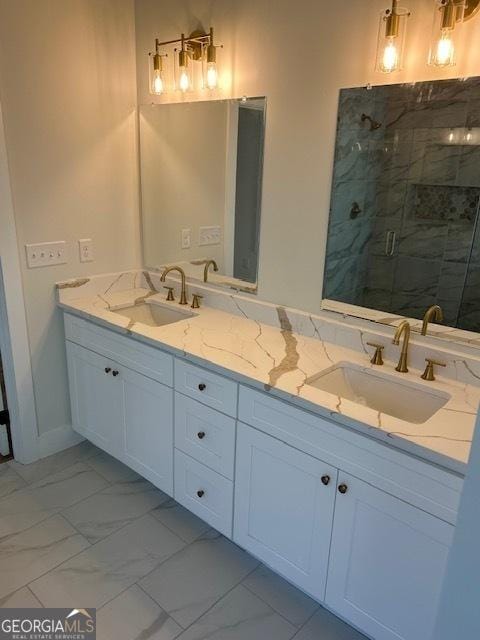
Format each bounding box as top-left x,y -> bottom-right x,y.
0,101 -> 38,463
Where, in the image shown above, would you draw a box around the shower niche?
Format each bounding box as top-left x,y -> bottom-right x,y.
323,76 -> 480,333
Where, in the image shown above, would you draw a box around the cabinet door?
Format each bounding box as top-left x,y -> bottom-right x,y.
66,341 -> 123,456
326,474 -> 454,640
122,367 -> 173,495
234,423 -> 337,601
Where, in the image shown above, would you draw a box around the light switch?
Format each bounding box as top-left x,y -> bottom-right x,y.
79,238 -> 94,262
25,241 -> 67,268
181,228 -> 191,249
199,225 -> 221,246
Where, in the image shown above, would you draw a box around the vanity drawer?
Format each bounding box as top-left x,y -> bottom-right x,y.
174,449 -> 233,538
238,386 -> 463,524
175,394 -> 236,479
175,359 -> 238,417
64,313 -> 173,386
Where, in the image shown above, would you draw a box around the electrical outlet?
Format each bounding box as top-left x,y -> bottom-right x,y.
79,238 -> 94,262
199,225 -> 221,246
25,241 -> 67,268
181,228 -> 191,249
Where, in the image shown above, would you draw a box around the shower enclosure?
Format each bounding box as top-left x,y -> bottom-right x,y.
324,76 -> 480,332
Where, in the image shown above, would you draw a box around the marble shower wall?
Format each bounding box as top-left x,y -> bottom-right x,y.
324,76 -> 480,331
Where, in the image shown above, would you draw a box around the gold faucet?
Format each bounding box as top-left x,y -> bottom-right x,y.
421,305 -> 443,336
392,320 -> 411,373
203,259 -> 219,282
160,266 -> 188,305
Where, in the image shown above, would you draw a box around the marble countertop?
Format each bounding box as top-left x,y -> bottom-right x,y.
58,285 -> 479,474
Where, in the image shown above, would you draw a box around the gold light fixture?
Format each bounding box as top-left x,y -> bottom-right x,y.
177,34 -> 192,93
149,40 -> 167,95
375,0 -> 410,73
428,0 -> 480,67
148,27 -> 222,96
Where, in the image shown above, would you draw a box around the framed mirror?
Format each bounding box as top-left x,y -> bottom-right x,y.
323,76 -> 480,338
140,97 -> 266,292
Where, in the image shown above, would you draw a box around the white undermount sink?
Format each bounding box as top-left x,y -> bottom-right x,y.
111,299 -> 196,327
306,362 -> 450,424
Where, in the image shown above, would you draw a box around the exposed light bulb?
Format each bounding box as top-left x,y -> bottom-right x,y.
381,37 -> 399,72
434,31 -> 455,66
152,69 -> 164,95
179,67 -> 190,92
206,62 -> 218,89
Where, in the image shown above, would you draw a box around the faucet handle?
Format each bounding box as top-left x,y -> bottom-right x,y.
366,342 -> 385,366
163,286 -> 175,301
191,294 -> 203,309
421,358 -> 446,382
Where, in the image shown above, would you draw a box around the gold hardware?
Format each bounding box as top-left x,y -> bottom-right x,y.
203,259 -> 219,282
367,342 -> 385,366
421,358 -> 446,381
421,305 -> 444,336
464,0 -> 480,20
163,286 -> 175,301
160,266 -> 188,305
392,320 -> 411,373
385,0 -> 400,37
191,294 -> 203,309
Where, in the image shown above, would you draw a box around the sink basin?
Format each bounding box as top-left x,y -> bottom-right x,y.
306,363 -> 450,424
111,300 -> 195,327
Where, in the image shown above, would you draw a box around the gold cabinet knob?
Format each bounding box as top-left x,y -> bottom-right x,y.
421,358 -> 446,382
366,342 -> 385,366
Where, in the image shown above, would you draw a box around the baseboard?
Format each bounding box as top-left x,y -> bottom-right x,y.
37,423 -> 85,459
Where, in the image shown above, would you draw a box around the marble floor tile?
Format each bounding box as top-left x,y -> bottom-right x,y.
0,464 -> 26,499
0,514 -> 90,599
175,585 -> 296,640
292,607 -> 367,640
150,498 -> 210,543
140,530 -> 259,628
97,585 -> 182,640
8,440 -> 101,484
242,564 -> 319,628
30,513 -> 185,609
0,462 -> 109,538
85,451 -> 142,483
0,586 -> 43,608
62,477 -> 169,542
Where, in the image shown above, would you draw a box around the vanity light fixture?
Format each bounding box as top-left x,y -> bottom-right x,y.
149,28 -> 222,95
429,0 -> 480,67
149,40 -> 167,95
204,27 -> 219,89
375,0 -> 410,73
177,34 -> 192,93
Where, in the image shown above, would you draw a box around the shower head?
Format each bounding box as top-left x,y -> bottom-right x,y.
361,113 -> 382,131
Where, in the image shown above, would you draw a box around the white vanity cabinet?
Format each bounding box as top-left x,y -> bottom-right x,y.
63,312 -> 464,640
325,473 -> 454,640
66,342 -> 124,457
234,422 -> 337,602
64,315 -> 174,495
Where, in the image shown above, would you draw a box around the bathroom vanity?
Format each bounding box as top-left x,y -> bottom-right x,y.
57,270 -> 477,640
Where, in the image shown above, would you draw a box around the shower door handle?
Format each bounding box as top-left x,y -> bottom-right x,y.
385,230 -> 396,256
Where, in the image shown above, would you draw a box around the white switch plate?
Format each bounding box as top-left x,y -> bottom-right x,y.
25,241 -> 67,268
79,238 -> 94,262
181,228 -> 191,249
199,225 -> 221,246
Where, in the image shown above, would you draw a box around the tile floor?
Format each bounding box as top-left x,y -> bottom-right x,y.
0,442 -> 366,640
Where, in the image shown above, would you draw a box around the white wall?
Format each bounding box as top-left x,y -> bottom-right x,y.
0,0 -> 141,442
135,0 -> 480,313
140,101 -> 227,268
433,410 -> 480,638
